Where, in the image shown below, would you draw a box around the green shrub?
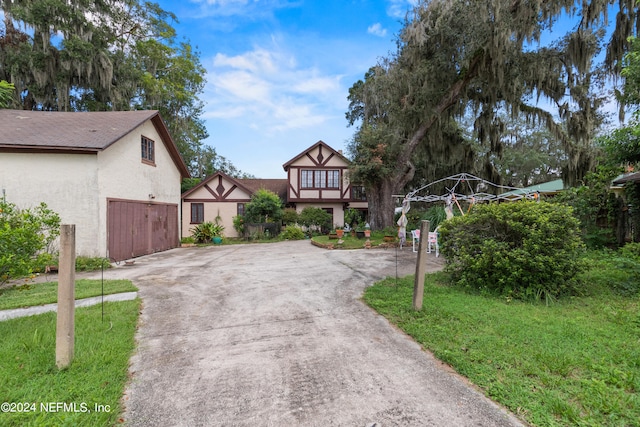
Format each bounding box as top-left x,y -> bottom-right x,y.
232,215 -> 244,235
620,242 -> 640,261
299,207 -> 332,234
0,199 -> 60,284
244,189 -> 283,223
344,208 -> 365,229
579,250 -> 640,297
550,166 -> 623,248
282,208 -> 299,226
75,256 -> 111,271
280,225 -> 305,240
423,205 -> 448,230
438,201 -> 586,301
190,221 -> 224,243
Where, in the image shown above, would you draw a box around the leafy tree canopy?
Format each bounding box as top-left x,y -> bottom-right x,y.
605,36 -> 640,167
0,79 -> 13,107
0,0 -> 249,179
243,189 -> 283,223
347,0 -> 636,229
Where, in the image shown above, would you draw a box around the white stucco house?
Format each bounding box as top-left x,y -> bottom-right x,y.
0,109 -> 190,261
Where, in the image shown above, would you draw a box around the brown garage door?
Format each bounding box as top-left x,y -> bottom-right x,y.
108,200 -> 179,261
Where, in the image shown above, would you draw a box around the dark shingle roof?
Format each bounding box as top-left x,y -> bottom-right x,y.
239,178 -> 288,201
0,109 -> 190,178
0,109 -> 160,151
613,172 -> 640,185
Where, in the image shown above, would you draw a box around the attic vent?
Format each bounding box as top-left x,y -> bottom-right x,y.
317,152 -> 324,163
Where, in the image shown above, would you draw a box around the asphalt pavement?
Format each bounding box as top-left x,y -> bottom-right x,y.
37,240 -> 525,426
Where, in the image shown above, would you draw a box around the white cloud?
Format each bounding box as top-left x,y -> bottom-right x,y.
214,49 -> 279,74
204,42 -> 347,135
387,0 -> 419,19
187,0 -> 297,18
293,76 -> 341,94
367,23 -> 388,37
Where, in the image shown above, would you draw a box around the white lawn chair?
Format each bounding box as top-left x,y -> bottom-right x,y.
411,229 -> 420,252
427,231 -> 439,257
412,229 -> 439,256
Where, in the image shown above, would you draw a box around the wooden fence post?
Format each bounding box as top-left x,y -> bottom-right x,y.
413,220 -> 430,311
56,224 -> 76,369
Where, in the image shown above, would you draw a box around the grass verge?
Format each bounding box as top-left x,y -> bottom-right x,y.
0,299 -> 140,426
0,280 -> 137,311
363,272 -> 640,426
312,232 -> 397,249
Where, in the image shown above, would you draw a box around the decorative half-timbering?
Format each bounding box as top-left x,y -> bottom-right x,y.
181,141 -> 368,239
282,140 -> 368,228
182,172 -> 288,238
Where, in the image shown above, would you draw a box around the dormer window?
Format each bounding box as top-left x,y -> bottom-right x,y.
141,136 -> 155,165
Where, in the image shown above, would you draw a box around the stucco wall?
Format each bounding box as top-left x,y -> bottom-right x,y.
97,120 -> 183,250
0,120 -> 183,258
181,178 -> 251,239
183,201 -> 243,239
0,152 -> 100,256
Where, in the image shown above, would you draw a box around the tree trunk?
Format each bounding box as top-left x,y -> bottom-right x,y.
367,179 -> 397,230
364,53 -> 485,231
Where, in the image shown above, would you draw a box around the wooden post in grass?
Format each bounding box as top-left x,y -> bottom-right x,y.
413,220 -> 430,311
56,224 -> 76,369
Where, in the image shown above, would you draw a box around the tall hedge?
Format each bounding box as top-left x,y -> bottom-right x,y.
438,201 -> 586,301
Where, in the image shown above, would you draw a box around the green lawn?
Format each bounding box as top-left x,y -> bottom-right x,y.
0,299 -> 140,426
312,231 -> 397,249
0,280 -> 137,311
363,272 -> 640,427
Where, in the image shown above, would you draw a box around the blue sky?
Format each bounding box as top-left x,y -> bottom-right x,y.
153,0 -> 418,178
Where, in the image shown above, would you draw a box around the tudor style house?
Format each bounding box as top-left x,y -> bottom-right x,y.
182,141 -> 368,238
0,109 -> 190,261
282,140 -> 367,226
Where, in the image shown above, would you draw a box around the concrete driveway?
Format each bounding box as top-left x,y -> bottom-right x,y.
93,241 -> 523,426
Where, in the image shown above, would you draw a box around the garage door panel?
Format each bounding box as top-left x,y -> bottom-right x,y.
108,200 -> 178,261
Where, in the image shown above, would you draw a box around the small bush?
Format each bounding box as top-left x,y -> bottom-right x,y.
233,215 -> 244,235
299,207 -> 332,234
422,205 -> 448,231
244,189 -> 283,223
75,256 -> 111,271
438,201 -> 586,301
280,225 -> 305,240
0,199 -> 60,284
620,242 -> 640,261
579,250 -> 640,297
190,221 -> 224,243
344,208 -> 365,229
282,208 -> 299,226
